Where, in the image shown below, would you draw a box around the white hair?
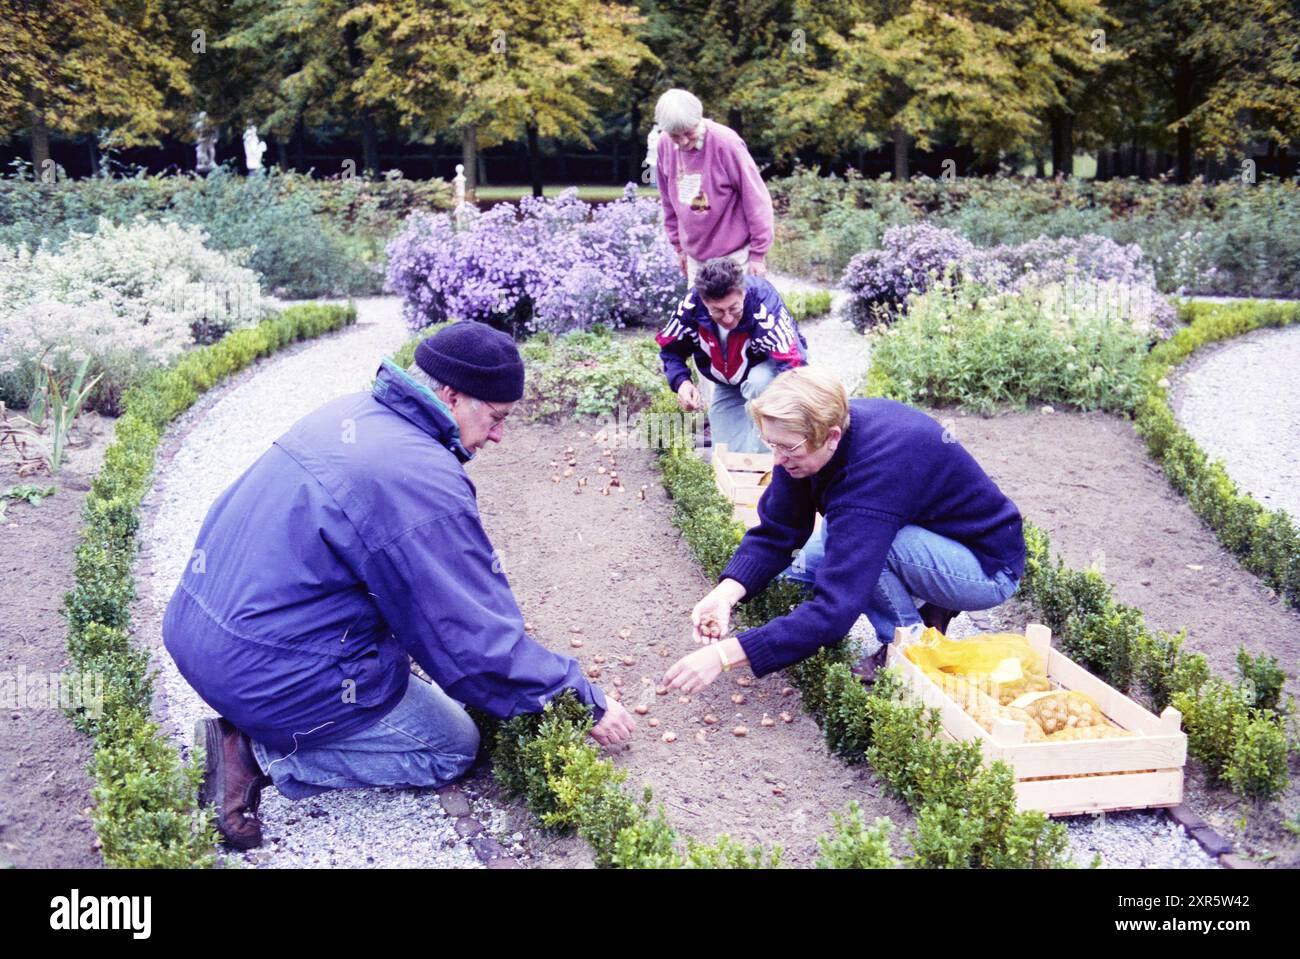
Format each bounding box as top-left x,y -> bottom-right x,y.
406,362 -> 479,408
654,89 -> 703,135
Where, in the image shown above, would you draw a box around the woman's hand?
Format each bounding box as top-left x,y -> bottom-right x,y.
676,380 -> 702,412
664,645 -> 725,695
691,580 -> 746,644
677,249 -> 689,278
747,260 -> 767,278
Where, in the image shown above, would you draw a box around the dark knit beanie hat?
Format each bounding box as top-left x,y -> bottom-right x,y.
414,321 -> 525,403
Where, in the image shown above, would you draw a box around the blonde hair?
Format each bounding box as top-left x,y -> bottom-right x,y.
749,367 -> 849,450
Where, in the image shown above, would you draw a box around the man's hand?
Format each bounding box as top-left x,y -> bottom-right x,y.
664,645 -> 725,695
589,697 -> 635,746
747,260 -> 767,278
676,380 -> 702,412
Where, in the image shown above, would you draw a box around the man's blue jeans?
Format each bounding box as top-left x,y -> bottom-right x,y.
249,673 -> 480,800
782,524 -> 1020,646
708,359 -> 779,454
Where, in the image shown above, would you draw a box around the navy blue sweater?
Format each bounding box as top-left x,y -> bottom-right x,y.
721,398 -> 1026,677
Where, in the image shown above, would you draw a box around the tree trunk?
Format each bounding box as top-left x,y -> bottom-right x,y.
1173,54 -> 1195,183
1035,151 -> 1046,178
28,86 -> 51,177
276,135 -> 288,170
611,134 -> 620,184
461,126 -> 478,193
342,22 -> 379,178
1049,109 -> 1074,177
629,101 -> 642,183
293,113 -> 306,171
1095,149 -> 1109,181
526,122 -> 543,197
892,124 -> 910,180
361,112 -> 379,178
727,106 -> 743,139
1136,145 -> 1149,179
87,135 -> 100,177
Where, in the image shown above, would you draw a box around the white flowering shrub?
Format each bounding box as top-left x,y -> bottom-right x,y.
0,218 -> 270,413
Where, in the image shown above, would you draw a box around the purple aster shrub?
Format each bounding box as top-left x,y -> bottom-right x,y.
842,225 -> 1176,338
841,224 -> 975,331
386,184 -> 683,338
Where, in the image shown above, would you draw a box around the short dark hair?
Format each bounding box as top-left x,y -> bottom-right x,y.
694,258 -> 746,301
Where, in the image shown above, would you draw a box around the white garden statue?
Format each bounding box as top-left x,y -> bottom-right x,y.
243,124 -> 267,173
193,112 -> 217,173
453,163 -> 468,228
453,163 -> 466,206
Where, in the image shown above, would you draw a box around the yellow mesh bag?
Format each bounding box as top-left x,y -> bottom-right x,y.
904,629 -> 1050,705
1010,690 -> 1115,734
1045,725 -> 1136,741
925,672 -> 1047,742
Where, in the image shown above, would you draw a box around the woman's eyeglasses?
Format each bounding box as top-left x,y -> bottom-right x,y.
764,435 -> 808,457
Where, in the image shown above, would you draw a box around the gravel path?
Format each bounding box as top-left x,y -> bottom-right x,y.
770,271 -> 872,395
135,297 -> 521,868
1172,323 -> 1300,520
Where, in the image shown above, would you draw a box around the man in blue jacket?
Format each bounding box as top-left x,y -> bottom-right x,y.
656,257 -> 808,453
165,322 -> 634,850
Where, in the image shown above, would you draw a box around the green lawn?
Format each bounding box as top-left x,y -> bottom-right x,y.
473,184 -> 659,201
1015,154 -> 1099,178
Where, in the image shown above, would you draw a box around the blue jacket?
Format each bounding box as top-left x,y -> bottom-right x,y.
162,359 -> 606,752
656,276 -> 808,392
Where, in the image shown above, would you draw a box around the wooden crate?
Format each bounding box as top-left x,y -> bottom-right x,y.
888,622 -> 1187,817
711,444 -> 774,528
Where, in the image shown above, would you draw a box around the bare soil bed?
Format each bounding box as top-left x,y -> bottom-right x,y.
469,417 -> 913,866
938,407 -> 1300,866
0,412 -> 116,868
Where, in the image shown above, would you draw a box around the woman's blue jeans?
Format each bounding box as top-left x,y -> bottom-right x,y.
781,523 -> 1020,645
708,359 -> 779,454
249,673 -> 480,800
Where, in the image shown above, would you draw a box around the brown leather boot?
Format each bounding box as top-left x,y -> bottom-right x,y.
918,602 -> 959,636
195,717 -> 273,850
851,643 -> 890,685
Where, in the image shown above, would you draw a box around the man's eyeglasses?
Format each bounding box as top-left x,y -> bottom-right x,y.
483,401 -> 512,425
763,435 -> 809,457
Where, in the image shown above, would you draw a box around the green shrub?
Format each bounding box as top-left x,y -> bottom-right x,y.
816,802 -> 899,868
867,279 -> 1149,414
519,326 -> 663,421
1136,629 -> 1195,712
1223,711 -> 1291,802
91,710 -> 219,868
1060,604 -> 1144,692
1175,677 -> 1248,780
1235,646 -> 1286,715
780,288 -> 834,323
486,691 -> 781,869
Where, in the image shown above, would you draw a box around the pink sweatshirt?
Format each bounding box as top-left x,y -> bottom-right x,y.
656,119 -> 774,264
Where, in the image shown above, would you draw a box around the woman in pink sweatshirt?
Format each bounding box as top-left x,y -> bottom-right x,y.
654,89 -> 775,285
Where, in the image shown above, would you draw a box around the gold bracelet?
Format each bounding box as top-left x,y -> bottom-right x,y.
716,644 -> 732,672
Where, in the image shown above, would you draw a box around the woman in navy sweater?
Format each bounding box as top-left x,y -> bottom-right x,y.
664,366 -> 1026,691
